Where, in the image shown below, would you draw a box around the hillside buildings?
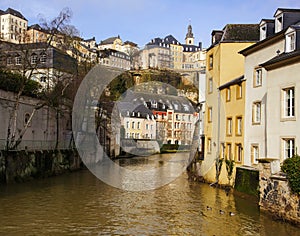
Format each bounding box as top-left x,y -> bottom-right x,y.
119,90 -> 197,145
138,24 -> 206,72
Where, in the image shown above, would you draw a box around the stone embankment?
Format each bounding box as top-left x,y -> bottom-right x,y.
0,149 -> 82,184
259,162 -> 300,226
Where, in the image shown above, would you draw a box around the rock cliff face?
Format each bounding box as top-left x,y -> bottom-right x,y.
259,163 -> 300,226
0,150 -> 82,184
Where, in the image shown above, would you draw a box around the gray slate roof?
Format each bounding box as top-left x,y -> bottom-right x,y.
1,8 -> 27,21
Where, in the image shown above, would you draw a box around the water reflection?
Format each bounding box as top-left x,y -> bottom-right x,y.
0,155 -> 299,235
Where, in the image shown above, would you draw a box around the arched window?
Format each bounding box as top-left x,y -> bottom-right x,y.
31,53 -> 38,64
40,52 -> 47,63
15,55 -> 21,65
24,113 -> 31,126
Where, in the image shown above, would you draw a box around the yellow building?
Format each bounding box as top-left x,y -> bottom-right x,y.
201,24 -> 259,185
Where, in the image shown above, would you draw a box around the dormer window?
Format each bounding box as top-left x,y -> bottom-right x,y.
285,31 -> 296,52
275,14 -> 283,33
260,23 -> 267,41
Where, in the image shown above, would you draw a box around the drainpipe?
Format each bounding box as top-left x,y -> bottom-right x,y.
217,88 -> 221,159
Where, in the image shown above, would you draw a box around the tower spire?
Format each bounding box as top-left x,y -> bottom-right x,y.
185,21 -> 194,45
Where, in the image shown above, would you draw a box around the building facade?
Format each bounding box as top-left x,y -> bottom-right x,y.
240,8 -> 300,173
0,8 -> 28,44
202,24 -> 259,184
0,41 -> 77,89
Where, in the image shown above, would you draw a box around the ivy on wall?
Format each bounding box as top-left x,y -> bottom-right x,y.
281,154 -> 300,194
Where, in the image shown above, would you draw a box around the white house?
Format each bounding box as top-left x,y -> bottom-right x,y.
240,8 -> 300,170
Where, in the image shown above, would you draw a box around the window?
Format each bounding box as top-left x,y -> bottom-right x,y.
7,56 -> 12,65
126,121 -> 129,129
137,122 -> 140,129
236,144 -> 242,163
209,54 -> 213,69
226,88 -> 231,102
260,24 -> 267,40
207,138 -> 212,153
275,15 -> 283,33
252,102 -> 261,124
254,68 -> 262,87
146,124 -> 149,130
208,107 -> 212,123
31,53 -> 38,64
251,144 -> 259,164
132,121 -> 135,129
236,117 -> 242,136
226,143 -> 232,160
15,55 -> 21,65
40,52 -> 47,63
226,117 -> 232,136
282,87 -> 295,118
40,76 -> 47,82
208,77 -> 213,93
24,113 -> 31,126
282,138 -> 295,160
236,84 -> 242,99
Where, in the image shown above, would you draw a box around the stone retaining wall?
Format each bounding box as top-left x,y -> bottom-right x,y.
0,149 -> 82,184
259,162 -> 300,226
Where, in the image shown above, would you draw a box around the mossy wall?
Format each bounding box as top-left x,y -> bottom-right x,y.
234,167 -> 259,198
0,149 -> 82,184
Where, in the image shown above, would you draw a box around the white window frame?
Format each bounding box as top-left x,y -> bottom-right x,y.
275,14 -> 283,33
252,101 -> 261,124
282,87 -> 295,119
282,138 -> 295,160
286,32 -> 296,52
251,144 -> 259,165
254,68 -> 262,87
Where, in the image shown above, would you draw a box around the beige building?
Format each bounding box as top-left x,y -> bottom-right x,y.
138,24 -> 205,71
0,8 -> 28,43
202,24 -> 259,185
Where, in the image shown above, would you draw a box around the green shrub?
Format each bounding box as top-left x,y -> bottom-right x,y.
281,154 -> 300,194
0,70 -> 41,97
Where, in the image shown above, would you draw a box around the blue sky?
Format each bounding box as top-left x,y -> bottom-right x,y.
1,0 -> 300,48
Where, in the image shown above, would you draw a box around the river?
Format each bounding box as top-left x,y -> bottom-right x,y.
0,153 -> 299,236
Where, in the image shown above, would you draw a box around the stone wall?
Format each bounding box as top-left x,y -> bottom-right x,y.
0,149 -> 82,184
259,162 -> 300,226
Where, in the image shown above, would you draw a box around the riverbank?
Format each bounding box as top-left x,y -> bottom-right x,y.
0,149 -> 83,184
187,161 -> 300,227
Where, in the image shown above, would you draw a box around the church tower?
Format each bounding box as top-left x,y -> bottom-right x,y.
185,24 -> 194,45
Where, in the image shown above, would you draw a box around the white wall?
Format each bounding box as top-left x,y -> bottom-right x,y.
244,40 -> 285,166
